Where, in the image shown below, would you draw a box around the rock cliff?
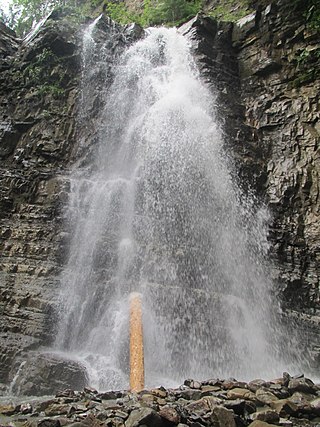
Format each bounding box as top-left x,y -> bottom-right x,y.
0,14 -> 80,386
180,0 -> 320,366
234,1 -> 319,361
0,0 -> 319,391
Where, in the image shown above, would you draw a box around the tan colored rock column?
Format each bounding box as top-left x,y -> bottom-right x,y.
129,293 -> 144,392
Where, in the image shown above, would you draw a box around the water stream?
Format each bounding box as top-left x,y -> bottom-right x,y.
55,22 -> 289,390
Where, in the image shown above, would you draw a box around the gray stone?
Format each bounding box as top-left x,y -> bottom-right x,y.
310,397 -> 320,415
255,389 -> 279,405
159,406 -> 180,424
250,409 -> 280,423
248,421 -> 278,427
223,399 -> 247,415
227,388 -> 255,401
270,399 -> 299,416
208,406 -> 236,427
177,389 -> 202,401
45,404 -> 70,416
184,379 -> 201,389
288,378 -> 317,394
10,352 -> 88,396
248,380 -> 267,392
125,407 -> 163,427
185,396 -> 224,414
38,420 -> 61,427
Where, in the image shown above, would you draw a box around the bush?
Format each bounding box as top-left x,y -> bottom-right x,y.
104,0 -> 202,27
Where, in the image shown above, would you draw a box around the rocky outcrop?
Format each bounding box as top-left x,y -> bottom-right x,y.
232,0 -> 320,359
0,14 -> 80,386
1,374 -> 320,427
10,352 -> 88,396
180,2 -> 319,365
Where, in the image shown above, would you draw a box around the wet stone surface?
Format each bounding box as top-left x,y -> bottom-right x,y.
1,373 -> 320,427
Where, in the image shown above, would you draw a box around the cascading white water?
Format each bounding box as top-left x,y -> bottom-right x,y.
55,22 -> 292,390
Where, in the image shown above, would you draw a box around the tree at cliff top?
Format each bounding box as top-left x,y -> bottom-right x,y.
3,0 -> 84,36
2,0 -> 59,35
2,0 -> 203,36
105,0 -> 202,26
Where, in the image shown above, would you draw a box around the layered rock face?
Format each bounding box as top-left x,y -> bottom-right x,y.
180,1 -> 319,364
233,1 -> 320,358
0,0 -> 319,391
0,16 -> 80,386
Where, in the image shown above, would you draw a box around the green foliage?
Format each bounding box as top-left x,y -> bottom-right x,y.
10,0 -> 60,36
292,0 -> 320,31
293,47 -> 320,68
3,0 -> 203,34
104,0 -> 202,27
207,0 -> 252,22
305,2 -> 320,31
290,47 -> 320,88
37,84 -> 65,97
20,47 -> 66,98
7,0 -> 86,36
153,0 -> 202,24
104,2 -> 140,25
24,48 -> 58,83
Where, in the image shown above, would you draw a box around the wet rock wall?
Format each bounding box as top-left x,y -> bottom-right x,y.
0,17 -> 80,385
233,1 -> 320,357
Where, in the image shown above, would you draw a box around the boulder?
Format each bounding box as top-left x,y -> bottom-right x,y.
288,378 -> 317,394
270,399 -> 299,416
209,406 -> 236,427
125,407 -> 163,427
248,380 -> 267,392
185,396 -> 224,414
159,406 -> 181,424
226,388 -> 255,401
10,352 -> 88,396
248,421 -> 278,427
255,389 -> 279,405
250,409 -> 280,423
310,397 -> 320,415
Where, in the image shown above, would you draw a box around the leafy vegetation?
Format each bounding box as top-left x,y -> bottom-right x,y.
1,0 -> 204,35
2,0 -> 318,37
103,2 -> 140,25
102,0 -> 202,27
19,47 -> 66,98
37,83 -> 65,97
4,0 -> 60,37
291,0 -> 320,31
290,46 -> 320,88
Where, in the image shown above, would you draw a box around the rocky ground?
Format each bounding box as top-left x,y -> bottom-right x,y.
1,374 -> 320,427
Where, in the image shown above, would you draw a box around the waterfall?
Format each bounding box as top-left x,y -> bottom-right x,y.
55,22 -> 289,390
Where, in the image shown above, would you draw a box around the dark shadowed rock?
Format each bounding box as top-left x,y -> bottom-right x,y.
38,420 -> 61,427
159,406 -> 181,424
288,378 -> 317,395
125,407 -> 163,427
10,352 -> 88,396
250,409 -> 280,424
248,421 -> 278,427
255,389 -> 279,405
209,406 -> 236,427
